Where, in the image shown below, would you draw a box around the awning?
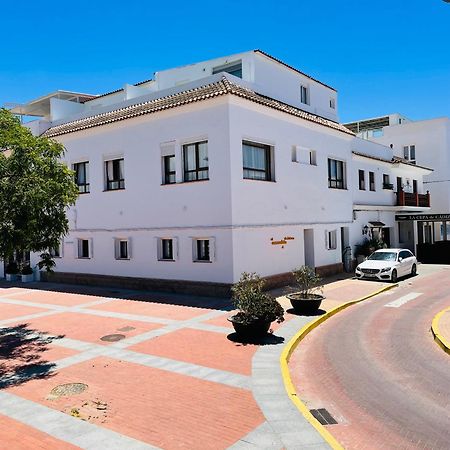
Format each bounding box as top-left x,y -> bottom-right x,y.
368,221 -> 385,227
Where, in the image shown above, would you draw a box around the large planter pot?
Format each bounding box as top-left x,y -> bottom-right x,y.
228,314 -> 272,337
287,293 -> 325,314
5,273 -> 18,282
21,274 -> 34,283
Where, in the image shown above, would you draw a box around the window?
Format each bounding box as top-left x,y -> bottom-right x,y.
73,162 -> 90,193
369,171 -> 375,191
212,61 -> 242,78
161,239 -> 173,260
77,239 -> 91,259
243,141 -> 273,181
300,85 -> 309,105
163,155 -> 176,184
329,98 -> 336,109
383,174 -> 393,189
309,150 -> 317,166
403,145 -> 416,163
193,238 -> 214,262
372,129 -> 383,138
359,170 -> 365,190
328,159 -> 345,189
105,158 -> 125,190
183,141 -> 208,181
413,179 -> 418,194
115,239 -> 129,260
50,242 -> 63,258
292,146 -> 316,166
326,230 -> 337,250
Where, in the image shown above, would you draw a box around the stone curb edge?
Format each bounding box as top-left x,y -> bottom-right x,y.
431,307 -> 450,355
279,283 -> 398,450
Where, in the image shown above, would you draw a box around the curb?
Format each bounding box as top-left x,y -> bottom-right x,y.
431,307 -> 450,355
280,283 -> 398,450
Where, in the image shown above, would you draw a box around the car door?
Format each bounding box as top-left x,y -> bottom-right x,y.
399,251 -> 411,276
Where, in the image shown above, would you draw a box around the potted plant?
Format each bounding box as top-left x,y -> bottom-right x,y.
287,266 -> 325,314
5,262 -> 19,282
20,264 -> 34,283
228,272 -> 284,337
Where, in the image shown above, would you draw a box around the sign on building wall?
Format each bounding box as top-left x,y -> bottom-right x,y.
396,214 -> 450,221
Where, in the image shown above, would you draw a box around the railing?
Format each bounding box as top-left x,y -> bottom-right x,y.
397,190 -> 430,207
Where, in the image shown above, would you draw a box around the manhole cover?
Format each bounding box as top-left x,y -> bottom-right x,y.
100,334 -> 125,342
47,383 -> 88,400
117,326 -> 135,332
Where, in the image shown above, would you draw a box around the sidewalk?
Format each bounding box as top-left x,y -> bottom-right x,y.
0,277 -> 389,449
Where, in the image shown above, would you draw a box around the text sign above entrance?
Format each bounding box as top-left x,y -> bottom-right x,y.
395,213 -> 450,221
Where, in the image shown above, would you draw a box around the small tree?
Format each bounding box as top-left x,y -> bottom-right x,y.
231,272 -> 284,325
291,266 -> 323,298
0,109 -> 78,269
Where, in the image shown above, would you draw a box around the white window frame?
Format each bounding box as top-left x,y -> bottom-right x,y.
325,230 -> 337,250
300,84 -> 310,105
50,240 -> 64,258
192,238 -> 215,263
403,145 -> 416,163
292,146 -> 317,166
157,237 -> 178,262
114,238 -> 131,260
77,238 -> 93,259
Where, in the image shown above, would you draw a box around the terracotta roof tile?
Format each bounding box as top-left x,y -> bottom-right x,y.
352,151 -> 433,171
43,77 -> 353,138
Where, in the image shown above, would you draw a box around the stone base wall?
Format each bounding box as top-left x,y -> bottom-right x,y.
315,262 -> 344,278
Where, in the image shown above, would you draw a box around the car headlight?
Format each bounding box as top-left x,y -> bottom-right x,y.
380,267 -> 391,273
355,266 -> 361,272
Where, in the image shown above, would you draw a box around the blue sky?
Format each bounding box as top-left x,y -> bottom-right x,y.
1,0 -> 449,123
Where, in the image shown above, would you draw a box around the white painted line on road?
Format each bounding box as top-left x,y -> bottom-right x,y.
384,292 -> 422,308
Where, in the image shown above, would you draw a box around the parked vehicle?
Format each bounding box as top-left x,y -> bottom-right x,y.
355,248 -> 417,283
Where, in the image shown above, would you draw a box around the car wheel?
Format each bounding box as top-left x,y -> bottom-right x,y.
411,264 -> 417,277
391,269 -> 398,283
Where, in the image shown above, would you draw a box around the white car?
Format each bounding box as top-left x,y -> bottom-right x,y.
355,248 -> 417,283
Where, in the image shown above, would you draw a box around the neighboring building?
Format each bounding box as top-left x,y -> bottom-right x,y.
3,51 -> 432,293
345,114 -> 450,263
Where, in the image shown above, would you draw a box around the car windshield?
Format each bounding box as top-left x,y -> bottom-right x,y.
368,252 -> 397,261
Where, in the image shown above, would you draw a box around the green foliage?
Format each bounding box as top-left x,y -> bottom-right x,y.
355,238 -> 385,257
5,261 -> 19,274
231,272 -> 284,325
37,252 -> 56,273
291,266 -> 323,298
0,109 -> 78,264
21,265 -> 33,275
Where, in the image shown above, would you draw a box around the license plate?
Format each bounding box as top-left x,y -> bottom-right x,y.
365,273 -> 376,278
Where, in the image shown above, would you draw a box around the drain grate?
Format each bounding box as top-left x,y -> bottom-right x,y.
100,334 -> 126,342
47,383 -> 88,400
309,408 -> 338,425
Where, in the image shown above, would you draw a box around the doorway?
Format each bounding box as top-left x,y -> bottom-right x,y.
304,229 -> 315,268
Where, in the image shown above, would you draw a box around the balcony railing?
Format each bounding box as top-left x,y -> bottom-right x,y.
397,190 -> 430,207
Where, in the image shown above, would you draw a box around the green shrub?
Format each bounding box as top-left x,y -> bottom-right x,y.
291,266 -> 323,298
21,265 -> 33,275
231,272 -> 284,325
5,261 -> 19,275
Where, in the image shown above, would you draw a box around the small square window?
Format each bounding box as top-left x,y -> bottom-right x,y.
193,239 -> 214,262
105,158 -> 125,190
115,239 -> 129,260
183,141 -> 209,182
78,239 -> 91,259
243,141 -> 273,181
50,242 -> 63,258
328,159 -> 346,189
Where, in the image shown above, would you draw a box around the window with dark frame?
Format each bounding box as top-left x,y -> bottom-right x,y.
212,61 -> 242,78
369,171 -> 375,191
195,239 -> 210,262
328,159 -> 345,189
161,239 -> 173,260
183,141 -> 209,182
117,240 -> 128,259
359,169 -> 365,190
73,162 -> 90,193
105,158 -> 125,190
300,85 -> 309,105
163,155 -> 176,184
243,141 -> 272,181
78,239 -> 90,258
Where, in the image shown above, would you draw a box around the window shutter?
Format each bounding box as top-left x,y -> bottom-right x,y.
127,238 -> 132,259
325,230 -> 329,250
89,238 -> 93,258
173,237 -> 179,260
114,238 -> 119,259
192,239 -> 197,261
60,241 -> 64,258
75,239 -> 81,258
209,238 -> 216,261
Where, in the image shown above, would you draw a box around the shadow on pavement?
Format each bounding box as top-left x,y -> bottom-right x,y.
0,324 -> 64,389
0,280 -> 233,311
227,332 -> 285,346
286,308 -> 327,317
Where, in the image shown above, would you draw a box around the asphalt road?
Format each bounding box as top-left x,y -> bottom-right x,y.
291,265 -> 450,449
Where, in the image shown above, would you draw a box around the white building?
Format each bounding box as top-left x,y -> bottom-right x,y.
4,51 -> 432,294
346,114 -> 450,263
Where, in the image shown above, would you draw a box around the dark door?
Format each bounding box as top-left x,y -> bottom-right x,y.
413,180 -> 418,193
383,228 -> 391,247
396,177 -> 402,193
